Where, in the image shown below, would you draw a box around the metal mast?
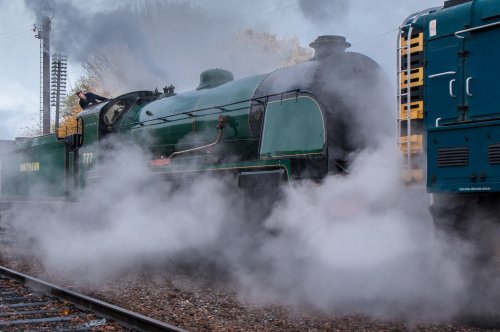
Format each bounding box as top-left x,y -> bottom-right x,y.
51,54 -> 67,134
34,16 -> 51,135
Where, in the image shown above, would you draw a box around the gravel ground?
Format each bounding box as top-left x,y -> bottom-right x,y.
1,245 -> 498,332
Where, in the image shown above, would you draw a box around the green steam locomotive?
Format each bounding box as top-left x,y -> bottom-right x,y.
0,35 -> 391,201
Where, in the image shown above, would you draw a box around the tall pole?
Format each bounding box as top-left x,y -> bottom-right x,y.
51,54 -> 67,136
55,61 -> 60,130
42,16 -> 51,135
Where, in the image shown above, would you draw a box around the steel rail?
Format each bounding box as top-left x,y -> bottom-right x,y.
0,266 -> 189,332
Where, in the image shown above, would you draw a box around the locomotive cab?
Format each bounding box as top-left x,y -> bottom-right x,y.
98,90 -> 155,136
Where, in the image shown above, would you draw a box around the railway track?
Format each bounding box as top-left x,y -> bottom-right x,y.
0,266 -> 188,332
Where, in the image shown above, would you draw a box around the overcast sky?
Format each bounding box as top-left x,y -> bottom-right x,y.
0,0 -> 443,140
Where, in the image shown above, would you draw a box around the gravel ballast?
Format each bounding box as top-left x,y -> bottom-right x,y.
1,245 -> 498,332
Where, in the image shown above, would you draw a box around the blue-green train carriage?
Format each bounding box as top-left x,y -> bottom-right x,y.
398,0 -> 500,261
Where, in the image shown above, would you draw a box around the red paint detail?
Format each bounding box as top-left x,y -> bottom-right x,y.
150,158 -> 171,167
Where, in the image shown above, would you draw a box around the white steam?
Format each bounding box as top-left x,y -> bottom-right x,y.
231,142 -> 469,320
24,0 -> 308,94
10,143 -> 241,278
6,135 -> 482,321
298,0 -> 349,26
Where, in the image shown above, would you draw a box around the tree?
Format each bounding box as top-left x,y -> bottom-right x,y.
19,120 -> 42,138
235,29 -> 313,66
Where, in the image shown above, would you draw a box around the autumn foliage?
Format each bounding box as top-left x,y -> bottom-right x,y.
57,77 -> 94,137
235,29 -> 313,66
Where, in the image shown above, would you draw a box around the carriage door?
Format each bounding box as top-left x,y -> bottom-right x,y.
461,18 -> 500,120
425,33 -> 464,126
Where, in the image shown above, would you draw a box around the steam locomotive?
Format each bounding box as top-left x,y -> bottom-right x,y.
0,35 -> 391,201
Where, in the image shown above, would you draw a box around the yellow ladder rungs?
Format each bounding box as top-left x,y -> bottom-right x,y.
401,32 -> 423,55
400,101 -> 424,119
400,67 -> 424,89
399,134 -> 423,154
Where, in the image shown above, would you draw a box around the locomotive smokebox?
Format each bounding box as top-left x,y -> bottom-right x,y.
309,35 -> 351,60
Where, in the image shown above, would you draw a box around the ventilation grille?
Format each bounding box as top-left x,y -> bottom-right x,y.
437,147 -> 468,167
488,144 -> 500,165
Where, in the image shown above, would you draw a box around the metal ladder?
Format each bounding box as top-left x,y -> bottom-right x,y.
396,8 -> 438,183
397,17 -> 418,180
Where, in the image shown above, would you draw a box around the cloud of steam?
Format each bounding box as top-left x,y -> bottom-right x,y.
23,0 -> 306,95
9,141 -> 243,278
229,142 -> 469,320
298,0 -> 349,26
6,133 -> 490,321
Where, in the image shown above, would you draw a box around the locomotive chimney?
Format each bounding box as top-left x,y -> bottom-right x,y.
309,35 -> 351,60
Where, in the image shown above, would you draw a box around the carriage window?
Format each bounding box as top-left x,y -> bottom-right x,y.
103,100 -> 127,125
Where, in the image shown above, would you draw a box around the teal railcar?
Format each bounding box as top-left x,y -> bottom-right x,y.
398,0 -> 500,256
399,0 -> 500,193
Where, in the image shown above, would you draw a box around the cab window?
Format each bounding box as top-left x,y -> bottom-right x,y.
103,100 -> 127,125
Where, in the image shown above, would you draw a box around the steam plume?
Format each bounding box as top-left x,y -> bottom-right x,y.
297,0 -> 349,25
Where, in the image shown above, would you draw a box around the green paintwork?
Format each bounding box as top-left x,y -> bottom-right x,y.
78,112 -> 100,187
128,74 -> 268,157
412,0 -> 500,193
2,134 -> 66,197
0,66 -> 329,200
260,96 -> 325,159
117,103 -> 143,131
197,68 -> 234,90
80,113 -> 99,146
149,158 -> 292,181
